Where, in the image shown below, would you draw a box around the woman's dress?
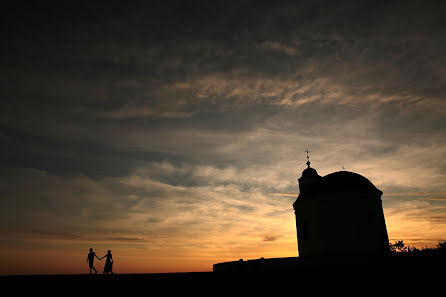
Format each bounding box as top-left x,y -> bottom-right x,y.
103,254 -> 113,273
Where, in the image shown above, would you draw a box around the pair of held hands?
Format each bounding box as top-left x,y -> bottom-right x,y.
86,254 -> 113,263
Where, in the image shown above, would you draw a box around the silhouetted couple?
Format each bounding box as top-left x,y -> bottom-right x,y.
86,248 -> 114,274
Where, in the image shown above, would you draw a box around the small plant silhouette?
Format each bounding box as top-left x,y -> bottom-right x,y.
389,240 -> 407,252
389,240 -> 446,255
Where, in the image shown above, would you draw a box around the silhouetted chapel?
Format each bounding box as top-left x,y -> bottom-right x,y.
293,155 -> 390,258
213,155 -> 390,272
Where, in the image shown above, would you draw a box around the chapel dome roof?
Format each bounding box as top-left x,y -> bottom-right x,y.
318,171 -> 382,195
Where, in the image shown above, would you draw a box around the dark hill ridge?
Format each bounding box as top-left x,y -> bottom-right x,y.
2,256 -> 445,296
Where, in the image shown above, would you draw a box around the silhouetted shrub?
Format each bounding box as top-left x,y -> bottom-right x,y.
389,240 -> 407,252
389,240 -> 446,256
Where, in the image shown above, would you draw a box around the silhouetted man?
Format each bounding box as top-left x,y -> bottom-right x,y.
86,248 -> 101,274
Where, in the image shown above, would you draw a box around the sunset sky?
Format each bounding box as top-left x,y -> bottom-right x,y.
1,1 -> 446,275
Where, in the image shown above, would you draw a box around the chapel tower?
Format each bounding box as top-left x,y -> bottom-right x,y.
293,153 -> 390,258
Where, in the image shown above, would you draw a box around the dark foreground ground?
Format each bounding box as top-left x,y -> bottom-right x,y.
2,255 -> 445,296
2,264 -> 444,297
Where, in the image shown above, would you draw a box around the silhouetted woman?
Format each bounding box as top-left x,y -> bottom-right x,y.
100,250 -> 113,274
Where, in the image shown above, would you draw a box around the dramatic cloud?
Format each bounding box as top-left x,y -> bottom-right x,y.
1,0 -> 446,274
